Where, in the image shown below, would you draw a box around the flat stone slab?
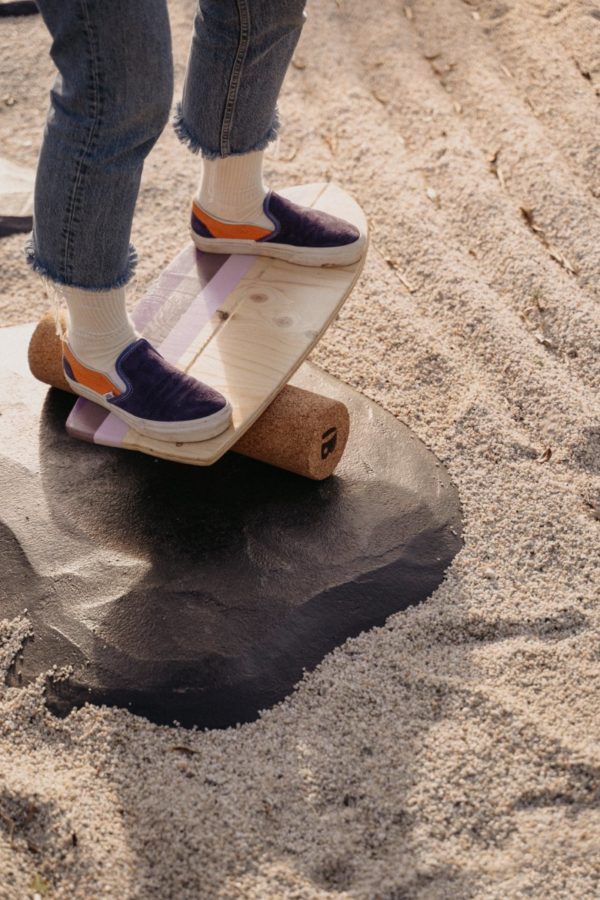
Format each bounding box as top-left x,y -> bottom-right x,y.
0,2 -> 39,15
1,324 -> 462,728
0,157 -> 34,236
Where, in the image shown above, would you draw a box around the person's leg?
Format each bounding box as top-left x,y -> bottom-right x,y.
29,0 -> 231,441
31,0 -> 173,292
175,0 -> 365,266
176,0 -> 305,161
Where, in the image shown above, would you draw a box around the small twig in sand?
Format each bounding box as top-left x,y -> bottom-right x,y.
371,90 -> 388,106
489,150 -> 506,191
0,811 -> 15,843
170,745 -> 198,756
383,257 -> 415,293
520,207 -> 542,234
520,208 -> 579,275
524,95 -> 538,115
323,132 -> 338,155
532,287 -> 546,311
546,244 -> 578,275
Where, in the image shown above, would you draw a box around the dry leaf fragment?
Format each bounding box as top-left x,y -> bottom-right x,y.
384,258 -> 415,292
323,132 -> 338,155
372,90 -> 388,105
488,150 -> 506,190
520,209 -> 579,275
532,289 -> 546,311
538,447 -> 552,463
547,246 -> 578,275
534,332 -> 554,348
575,59 -> 592,80
520,206 -> 543,233
525,95 -> 538,114
30,873 -> 51,896
432,61 -> 456,77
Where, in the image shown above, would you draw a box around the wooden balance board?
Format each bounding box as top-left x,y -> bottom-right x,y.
63,182 -> 367,468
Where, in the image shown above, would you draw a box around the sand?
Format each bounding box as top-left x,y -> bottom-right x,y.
2,0 -> 600,896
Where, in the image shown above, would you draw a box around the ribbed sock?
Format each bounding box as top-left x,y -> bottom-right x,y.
196,150 -> 272,229
62,286 -> 137,373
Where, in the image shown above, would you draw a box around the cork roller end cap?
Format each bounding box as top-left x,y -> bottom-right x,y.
28,310 -> 72,394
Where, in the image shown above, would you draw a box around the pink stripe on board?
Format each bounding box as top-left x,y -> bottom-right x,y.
66,397 -> 128,447
131,245 -> 198,332
93,410 -> 130,447
66,397 -> 108,442
158,254 -> 256,364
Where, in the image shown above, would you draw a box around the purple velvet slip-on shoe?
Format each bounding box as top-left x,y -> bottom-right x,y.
62,339 -> 232,443
190,190 -> 365,266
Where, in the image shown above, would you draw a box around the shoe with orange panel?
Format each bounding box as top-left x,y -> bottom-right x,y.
62,339 -> 232,442
190,191 -> 365,267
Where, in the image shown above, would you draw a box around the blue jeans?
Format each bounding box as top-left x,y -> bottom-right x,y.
28,0 -> 306,291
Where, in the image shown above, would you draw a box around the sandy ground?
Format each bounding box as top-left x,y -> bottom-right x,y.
2,0 -> 600,897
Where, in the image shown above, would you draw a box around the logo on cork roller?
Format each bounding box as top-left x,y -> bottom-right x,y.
321,427 -> 338,460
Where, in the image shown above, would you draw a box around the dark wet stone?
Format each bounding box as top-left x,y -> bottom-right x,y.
1,324 -> 462,729
0,2 -> 38,17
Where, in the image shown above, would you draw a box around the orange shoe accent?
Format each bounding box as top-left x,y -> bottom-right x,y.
63,343 -> 122,397
192,200 -> 273,241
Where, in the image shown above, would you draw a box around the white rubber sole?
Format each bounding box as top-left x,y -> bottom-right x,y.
65,374 -> 233,443
190,230 -> 367,267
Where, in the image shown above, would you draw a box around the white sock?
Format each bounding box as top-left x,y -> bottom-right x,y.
196,150 -> 272,229
62,286 -> 137,373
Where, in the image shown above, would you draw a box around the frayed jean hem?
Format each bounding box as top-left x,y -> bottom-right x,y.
24,239 -> 138,291
172,103 -> 280,159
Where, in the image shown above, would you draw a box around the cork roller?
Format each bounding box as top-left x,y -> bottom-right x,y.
28,313 -> 350,481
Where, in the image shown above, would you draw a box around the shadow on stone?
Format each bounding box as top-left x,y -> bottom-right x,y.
1,326 -> 462,729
